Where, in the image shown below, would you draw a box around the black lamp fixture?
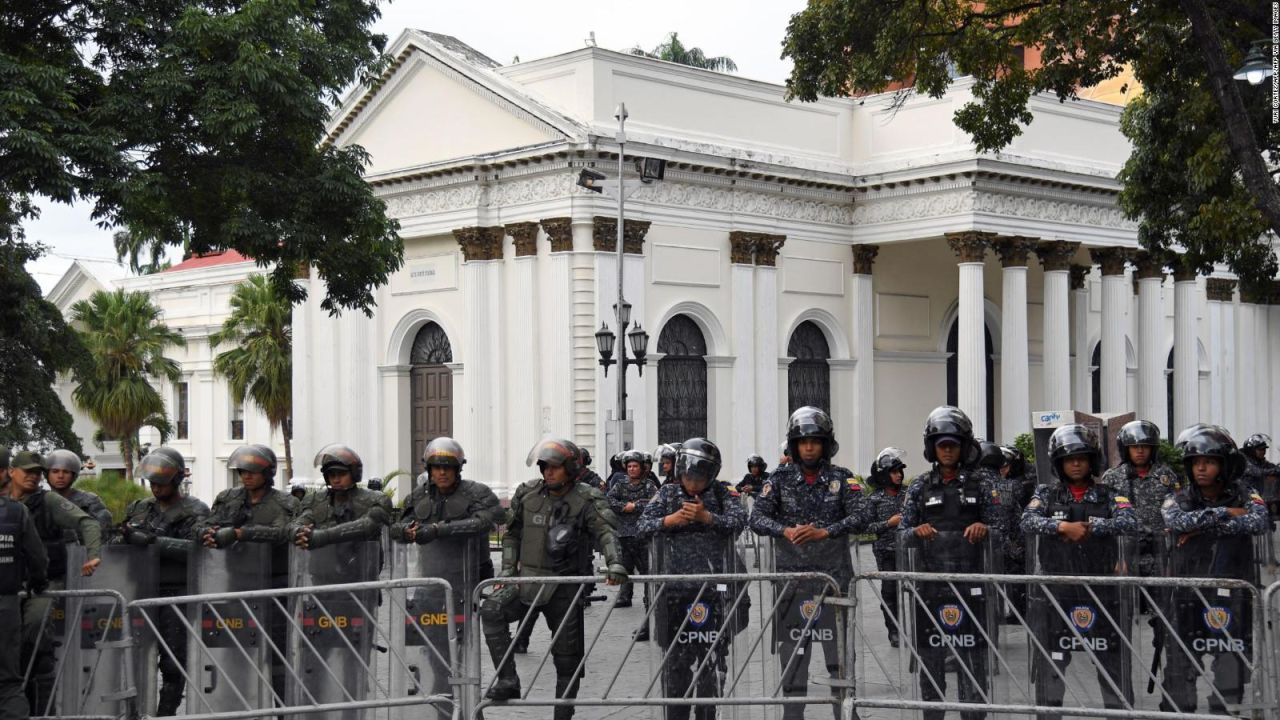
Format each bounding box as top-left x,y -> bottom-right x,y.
596,301 -> 648,376
1234,41 -> 1273,85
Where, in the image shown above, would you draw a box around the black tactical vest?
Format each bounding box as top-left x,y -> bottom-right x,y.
919,474 -> 984,531
0,499 -> 26,594
1171,485 -> 1254,582
1041,484 -> 1115,575
25,491 -> 66,581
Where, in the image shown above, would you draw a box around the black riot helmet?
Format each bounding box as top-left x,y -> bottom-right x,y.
1174,423 -> 1211,451
229,444 -> 278,485
526,437 -> 582,478
1117,420 -> 1161,458
655,444 -> 679,475
580,448 -> 593,468
638,451 -> 653,470
1048,424 -> 1102,480
610,453 -> 625,474
868,447 -> 906,487
922,406 -> 978,465
1179,425 -> 1245,484
746,455 -> 767,473
44,449 -> 82,479
786,406 -> 838,463
314,444 -> 363,484
977,441 -> 1006,471
677,438 -> 722,486
1000,446 -> 1026,477
1243,434 -> 1272,452
423,437 -> 466,473
139,448 -> 185,487
620,450 -> 644,469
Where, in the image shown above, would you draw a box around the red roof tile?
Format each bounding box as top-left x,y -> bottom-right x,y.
163,250 -> 251,273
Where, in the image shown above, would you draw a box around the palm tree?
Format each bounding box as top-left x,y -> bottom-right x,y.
71,289 -> 185,481
628,33 -> 738,73
209,275 -> 294,479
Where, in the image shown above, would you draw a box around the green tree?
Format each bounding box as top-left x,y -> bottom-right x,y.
210,275 -> 294,479
71,289 -> 185,481
782,1 -> 1276,286
76,470 -> 151,524
629,32 -> 738,72
0,241 -> 88,452
3,1 -> 403,315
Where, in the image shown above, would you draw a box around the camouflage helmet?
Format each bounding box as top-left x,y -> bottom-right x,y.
1048,424 -> 1102,479
314,444 -> 363,484
1179,425 -> 1245,483
422,437 -> 466,471
139,448 -> 185,486
526,438 -> 582,477
45,449 -> 82,478
228,444 -> 278,485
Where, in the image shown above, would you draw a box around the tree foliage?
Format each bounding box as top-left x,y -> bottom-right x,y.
0,241 -> 88,452
782,0 -> 1277,286
71,288 -> 184,481
629,32 -> 738,72
76,470 -> 151,523
210,274 -> 294,479
2,1 -> 403,315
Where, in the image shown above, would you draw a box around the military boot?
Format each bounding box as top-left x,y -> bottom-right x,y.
485,638 -> 521,701
157,684 -> 185,716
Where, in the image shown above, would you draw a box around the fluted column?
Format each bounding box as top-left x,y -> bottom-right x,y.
947,232 -> 992,433
1172,264 -> 1199,433
994,237 -> 1036,441
538,219 -> 575,438
1070,265 -> 1092,410
1036,241 -> 1079,411
1091,248 -> 1130,413
506,222 -> 541,477
851,244 -> 879,467
454,226 -> 505,485
1133,252 -> 1168,430
729,231 -> 758,466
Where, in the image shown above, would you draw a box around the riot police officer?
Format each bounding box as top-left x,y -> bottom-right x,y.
1021,424 -> 1138,717
120,448 -> 210,715
656,444 -> 680,484
289,479 -> 308,500
197,444 -> 298,548
866,447 -> 907,646
639,438 -> 746,720
9,450 -> 103,715
607,451 -> 659,619
1100,420 -> 1181,580
480,438 -> 626,720
392,437 -> 500,568
1159,425 -> 1268,713
998,445 -> 1034,619
575,448 -> 605,491
0,492 -> 47,720
1241,434 -> 1280,525
290,445 -> 391,548
44,450 -> 112,533
749,406 -> 868,720
736,455 -> 767,495
898,406 -> 1004,720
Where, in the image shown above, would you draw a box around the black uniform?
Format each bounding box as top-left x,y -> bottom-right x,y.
865,486 -> 905,640
0,496 -> 47,720
607,475 -> 659,607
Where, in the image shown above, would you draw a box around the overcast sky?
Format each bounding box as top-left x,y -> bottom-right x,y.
26,0 -> 806,291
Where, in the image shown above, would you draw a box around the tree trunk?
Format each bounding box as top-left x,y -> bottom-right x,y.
283,427 -> 293,483
121,435 -> 135,483
1181,0 -> 1280,234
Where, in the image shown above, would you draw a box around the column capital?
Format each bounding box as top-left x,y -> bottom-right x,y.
754,234 -> 786,267
1088,247 -> 1130,276
729,231 -> 758,265
1034,240 -> 1081,271
851,244 -> 880,275
991,236 -> 1038,268
453,226 -> 504,261
592,216 -> 651,253
539,217 -> 573,253
1069,264 -> 1091,290
1130,250 -> 1167,280
505,222 -> 540,257
1205,278 -> 1236,302
945,231 -> 993,263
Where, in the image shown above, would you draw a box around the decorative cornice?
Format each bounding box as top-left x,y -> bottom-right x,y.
1035,240 -> 1081,272
1089,247 -> 1130,276
1130,251 -> 1166,280
991,236 -> 1038,268
945,231 -> 993,263
851,244 -> 880,275
1069,264 -> 1091,290
505,222 -> 539,257
728,231 -> 757,265
630,181 -> 854,225
592,216 -> 651,254
539,217 -> 573,253
851,188 -> 1138,232
754,234 -> 786,267
1205,278 -> 1236,302
453,226 -> 504,261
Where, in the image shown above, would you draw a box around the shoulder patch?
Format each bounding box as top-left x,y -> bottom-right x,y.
1114,496 -> 1132,509
828,479 -> 841,494
761,484 -> 772,497
1252,493 -> 1266,506
1028,497 -> 1042,509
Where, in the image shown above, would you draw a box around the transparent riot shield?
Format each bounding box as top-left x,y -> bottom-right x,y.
62,544 -> 159,717
1025,532 -> 1135,715
648,530 -> 750,719
389,534 -> 482,720
1157,531 -> 1258,713
184,543 -> 274,714
287,539 -> 383,720
897,529 -> 998,714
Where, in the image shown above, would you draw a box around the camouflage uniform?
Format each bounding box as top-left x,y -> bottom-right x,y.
1100,462 -> 1180,577
59,488 -> 113,534
735,472 -> 766,496
290,486 -> 393,545
607,475 -> 659,607
865,486 -> 906,640
391,478 -> 501,576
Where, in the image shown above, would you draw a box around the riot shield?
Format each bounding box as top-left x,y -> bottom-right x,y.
897,529 -> 998,714
389,534 -> 482,720
1025,532 -> 1135,715
287,539 -> 383,720
184,543 -> 274,713
62,544 -> 159,717
648,530 -> 750,719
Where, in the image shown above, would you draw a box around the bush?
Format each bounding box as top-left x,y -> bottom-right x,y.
76,470 -> 149,524
1014,432 -> 1036,462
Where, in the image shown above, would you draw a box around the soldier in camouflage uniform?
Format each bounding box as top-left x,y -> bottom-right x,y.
479,438 -> 626,719
290,444 -> 392,549
607,450 -> 659,621
865,447 -> 907,646
898,407 -> 1005,720
750,406 -> 868,720
1021,425 -> 1138,716
120,448 -> 210,715
392,437 -> 500,573
44,449 -> 112,533
639,438 -> 746,720
1099,421 -> 1181,579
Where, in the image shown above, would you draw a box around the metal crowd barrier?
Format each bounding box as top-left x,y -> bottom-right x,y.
22,587 -> 134,720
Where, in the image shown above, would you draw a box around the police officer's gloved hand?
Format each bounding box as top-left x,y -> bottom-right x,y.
605,563 -> 629,585
307,527 -> 337,549
123,524 -> 157,546
213,527 -> 239,548
414,523 -> 440,545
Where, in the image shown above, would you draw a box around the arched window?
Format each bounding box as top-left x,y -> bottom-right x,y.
657,314 -> 708,443
788,321 -> 831,413
946,320 -> 995,440
410,322 -> 453,479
